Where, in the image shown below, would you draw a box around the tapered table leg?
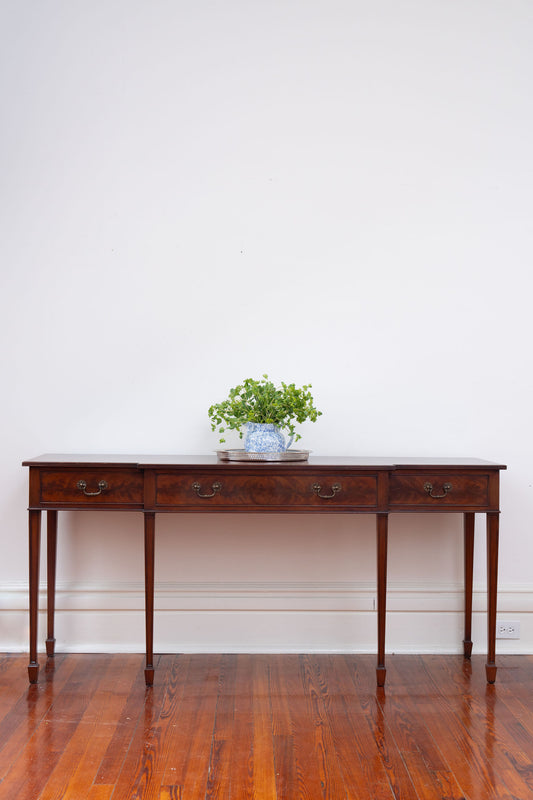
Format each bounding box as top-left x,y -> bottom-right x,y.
144,512 -> 155,686
28,510 -> 41,683
46,510 -> 58,657
376,513 -> 388,687
486,512 -> 499,683
463,513 -> 475,658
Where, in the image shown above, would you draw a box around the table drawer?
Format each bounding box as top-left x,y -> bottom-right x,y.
39,469 -> 144,507
155,472 -> 378,510
389,473 -> 489,508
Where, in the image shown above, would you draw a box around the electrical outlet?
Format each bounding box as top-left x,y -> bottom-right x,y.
496,620 -> 520,639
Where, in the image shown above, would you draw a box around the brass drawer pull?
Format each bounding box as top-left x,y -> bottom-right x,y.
76,479 -> 108,497
192,481 -> 222,499
424,481 -> 452,499
312,482 -> 341,499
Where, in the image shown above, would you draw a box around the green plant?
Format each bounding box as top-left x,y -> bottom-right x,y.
208,375 -> 322,443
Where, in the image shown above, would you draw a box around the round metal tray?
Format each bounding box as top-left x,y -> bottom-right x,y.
216,449 -> 310,462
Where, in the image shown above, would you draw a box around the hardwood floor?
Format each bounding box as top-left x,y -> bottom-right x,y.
1,653 -> 533,799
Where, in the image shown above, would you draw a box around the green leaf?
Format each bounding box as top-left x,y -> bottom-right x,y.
207,375 -> 322,442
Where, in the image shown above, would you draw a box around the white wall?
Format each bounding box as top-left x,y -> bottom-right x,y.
1,1 -> 532,656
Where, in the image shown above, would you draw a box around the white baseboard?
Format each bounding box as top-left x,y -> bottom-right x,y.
1,580 -> 532,654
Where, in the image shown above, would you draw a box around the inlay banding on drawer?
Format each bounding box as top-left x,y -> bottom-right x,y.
39,469 -> 144,506
389,473 -> 489,508
154,472 -> 378,510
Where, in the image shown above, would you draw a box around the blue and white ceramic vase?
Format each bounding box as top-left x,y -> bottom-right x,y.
243,423 -> 294,453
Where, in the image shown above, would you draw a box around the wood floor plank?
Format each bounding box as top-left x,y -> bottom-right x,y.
380,656 -> 468,800
299,655 -> 356,799
227,654 -> 254,799
122,652 -> 222,800
171,653 -> 222,800
393,655 -> 523,800
158,788 -> 182,800
0,653 -> 43,725
426,667 -> 533,800
86,785 -> 114,800
206,653 -> 259,799
93,655 -> 148,786
422,655 -> 533,800
38,654 -> 145,800
0,655 -> 106,800
335,655 -> 398,794
340,656 -> 421,800
250,656 -> 277,800
101,653 -> 176,800
1,654 -> 533,800
313,654 -> 396,799
495,659 -> 533,742
0,654 -> 76,780
205,653 -> 238,799
134,653 -> 200,800
272,654 -> 325,798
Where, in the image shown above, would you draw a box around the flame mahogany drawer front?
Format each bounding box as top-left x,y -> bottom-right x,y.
389,472 -> 490,508
38,469 -> 144,507
154,472 -> 378,509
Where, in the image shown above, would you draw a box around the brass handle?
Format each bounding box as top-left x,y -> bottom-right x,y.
192,481 -> 222,499
424,481 -> 452,499
312,482 -> 341,499
77,479 -> 108,497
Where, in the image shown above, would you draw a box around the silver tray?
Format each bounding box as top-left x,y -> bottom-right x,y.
216,449 -> 310,462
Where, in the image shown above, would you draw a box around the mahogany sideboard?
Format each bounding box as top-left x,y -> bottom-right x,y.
23,454 -> 506,687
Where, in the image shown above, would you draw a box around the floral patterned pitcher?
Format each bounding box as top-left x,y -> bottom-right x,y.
243,423 -> 294,453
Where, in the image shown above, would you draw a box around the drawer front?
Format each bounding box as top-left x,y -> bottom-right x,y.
389,473 -> 489,508
155,472 -> 378,510
39,469 -> 144,507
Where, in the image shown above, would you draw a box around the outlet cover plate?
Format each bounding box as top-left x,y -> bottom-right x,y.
496,620 -> 521,639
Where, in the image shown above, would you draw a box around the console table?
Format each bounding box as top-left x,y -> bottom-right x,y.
23,455 -> 506,686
